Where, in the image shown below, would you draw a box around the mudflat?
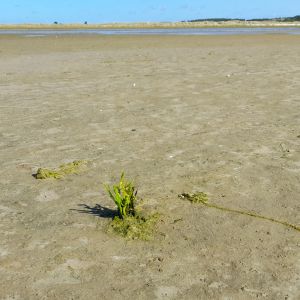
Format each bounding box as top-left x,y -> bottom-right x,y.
0,34 -> 299,299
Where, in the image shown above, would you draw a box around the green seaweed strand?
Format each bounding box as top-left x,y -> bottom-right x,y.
179,193 -> 300,232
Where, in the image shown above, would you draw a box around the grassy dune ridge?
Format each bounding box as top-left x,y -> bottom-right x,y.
1,21 -> 300,30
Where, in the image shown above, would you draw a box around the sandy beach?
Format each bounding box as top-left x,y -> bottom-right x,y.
1,20 -> 300,29
0,34 -> 300,299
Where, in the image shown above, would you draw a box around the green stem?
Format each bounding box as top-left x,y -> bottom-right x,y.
202,201 -> 300,232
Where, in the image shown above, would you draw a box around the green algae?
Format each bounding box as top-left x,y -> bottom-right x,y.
179,192 -> 300,232
36,168 -> 63,179
178,192 -> 208,204
58,160 -> 87,175
108,213 -> 160,240
36,160 -> 87,179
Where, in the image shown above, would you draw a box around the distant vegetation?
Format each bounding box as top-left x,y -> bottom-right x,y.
185,15 -> 300,22
249,15 -> 300,22
185,18 -> 245,22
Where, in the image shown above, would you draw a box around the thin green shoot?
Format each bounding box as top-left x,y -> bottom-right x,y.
179,192 -> 300,232
104,172 -> 137,219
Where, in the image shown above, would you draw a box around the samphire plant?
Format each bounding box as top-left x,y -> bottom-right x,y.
104,172 -> 137,219
104,173 -> 159,240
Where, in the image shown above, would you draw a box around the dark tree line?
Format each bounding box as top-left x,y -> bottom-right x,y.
184,15 -> 300,23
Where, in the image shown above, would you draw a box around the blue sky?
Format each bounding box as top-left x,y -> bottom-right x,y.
0,0 -> 299,24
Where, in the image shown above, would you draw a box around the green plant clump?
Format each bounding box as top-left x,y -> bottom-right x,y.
108,213 -> 160,240
104,172 -> 137,219
36,160 -> 87,179
104,173 -> 159,240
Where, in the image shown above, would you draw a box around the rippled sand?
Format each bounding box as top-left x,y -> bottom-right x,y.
0,34 -> 300,299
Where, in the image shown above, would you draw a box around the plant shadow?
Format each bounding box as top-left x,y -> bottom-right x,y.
73,204 -> 118,219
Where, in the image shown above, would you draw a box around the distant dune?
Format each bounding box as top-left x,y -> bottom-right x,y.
0,20 -> 300,30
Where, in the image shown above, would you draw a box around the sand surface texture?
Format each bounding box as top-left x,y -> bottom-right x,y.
0,35 -> 300,299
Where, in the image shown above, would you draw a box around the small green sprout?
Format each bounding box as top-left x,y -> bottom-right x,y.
104,173 -> 160,240
104,172 -> 137,219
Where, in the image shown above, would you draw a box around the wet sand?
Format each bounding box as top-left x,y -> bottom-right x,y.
0,35 -> 300,299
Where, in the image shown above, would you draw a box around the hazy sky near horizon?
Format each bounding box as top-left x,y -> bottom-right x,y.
1,0 -> 299,24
